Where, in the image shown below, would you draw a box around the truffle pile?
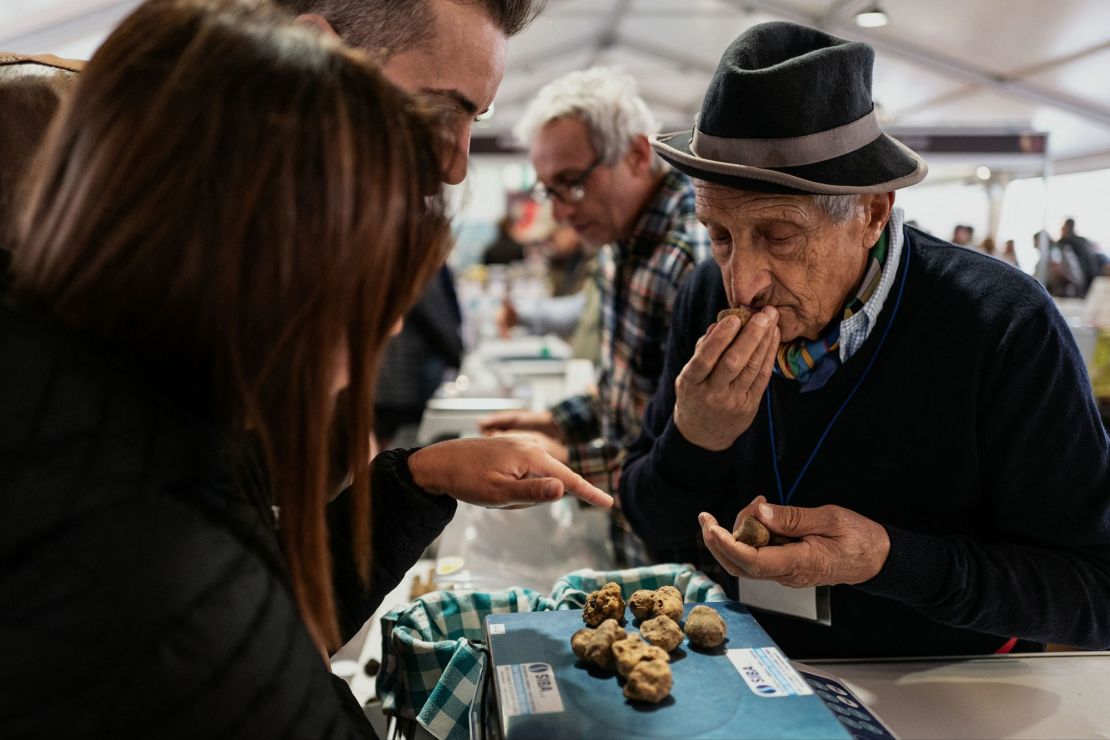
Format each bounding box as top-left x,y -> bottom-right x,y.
570,582 -> 731,705
573,582 -> 674,703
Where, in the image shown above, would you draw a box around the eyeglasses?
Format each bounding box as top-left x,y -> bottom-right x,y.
529,155 -> 603,204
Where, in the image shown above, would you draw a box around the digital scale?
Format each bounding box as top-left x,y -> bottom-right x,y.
472,603 -> 885,739
792,663 -> 898,740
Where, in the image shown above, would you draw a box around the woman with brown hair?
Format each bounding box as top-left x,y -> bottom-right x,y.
0,0 -> 608,736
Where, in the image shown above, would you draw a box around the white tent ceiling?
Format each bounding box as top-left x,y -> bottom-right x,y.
489,0 -> 1110,183
5,0 -> 1110,183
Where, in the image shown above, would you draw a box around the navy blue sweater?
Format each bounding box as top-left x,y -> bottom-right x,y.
621,226 -> 1110,659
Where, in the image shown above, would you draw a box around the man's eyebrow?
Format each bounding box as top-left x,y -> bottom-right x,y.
422,87 -> 481,116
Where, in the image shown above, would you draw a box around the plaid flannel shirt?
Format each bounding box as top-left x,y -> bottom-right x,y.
549,169 -> 710,562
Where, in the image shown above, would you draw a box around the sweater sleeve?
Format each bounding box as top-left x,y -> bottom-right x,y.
859,291 -> 1110,649
620,260 -> 736,550
330,448 -> 457,644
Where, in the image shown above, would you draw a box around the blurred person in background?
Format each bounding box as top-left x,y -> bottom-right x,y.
0,2 -> 610,736
498,223 -> 601,362
373,264 -> 463,445
478,67 -> 711,566
951,223 -> 975,248
498,224 -> 597,334
998,238 -> 1019,268
1035,228 -> 1084,297
482,214 -> 526,265
1058,217 -> 1099,295
545,223 -> 592,297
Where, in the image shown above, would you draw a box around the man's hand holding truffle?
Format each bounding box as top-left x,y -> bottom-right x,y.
698,498 -> 890,587
673,307 -> 780,451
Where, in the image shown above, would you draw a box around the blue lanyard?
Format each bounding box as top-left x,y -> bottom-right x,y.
766,236 -> 911,505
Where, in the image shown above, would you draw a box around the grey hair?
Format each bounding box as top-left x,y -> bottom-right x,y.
811,194 -> 861,223
514,67 -> 662,170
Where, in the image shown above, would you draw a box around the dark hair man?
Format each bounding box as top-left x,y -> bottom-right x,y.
277,0 -> 543,184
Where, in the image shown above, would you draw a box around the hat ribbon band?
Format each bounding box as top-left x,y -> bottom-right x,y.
691,109 -> 881,168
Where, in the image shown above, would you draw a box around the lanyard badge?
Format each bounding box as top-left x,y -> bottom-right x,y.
739,238 -> 911,625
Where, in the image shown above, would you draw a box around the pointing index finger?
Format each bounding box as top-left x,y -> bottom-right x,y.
528,452 -> 613,508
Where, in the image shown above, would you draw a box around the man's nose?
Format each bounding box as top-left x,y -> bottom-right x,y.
441,123 -> 471,185
551,196 -> 575,223
729,254 -> 772,308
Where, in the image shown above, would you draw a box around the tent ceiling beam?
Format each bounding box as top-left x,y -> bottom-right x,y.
585,0 -> 634,68
729,0 -> 1110,130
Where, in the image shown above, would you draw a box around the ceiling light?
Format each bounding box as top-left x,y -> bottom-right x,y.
855,4 -> 888,28
976,166 -> 992,181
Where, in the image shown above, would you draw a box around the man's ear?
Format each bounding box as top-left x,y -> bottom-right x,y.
861,192 -> 895,247
296,13 -> 338,37
624,134 -> 655,177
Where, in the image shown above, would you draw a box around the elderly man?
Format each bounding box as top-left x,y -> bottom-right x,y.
479,67 -> 711,565
621,22 -> 1110,658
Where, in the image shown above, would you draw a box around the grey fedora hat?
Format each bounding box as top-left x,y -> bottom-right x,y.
652,21 -> 927,194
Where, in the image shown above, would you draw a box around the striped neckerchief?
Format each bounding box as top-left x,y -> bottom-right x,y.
774,208 -> 904,392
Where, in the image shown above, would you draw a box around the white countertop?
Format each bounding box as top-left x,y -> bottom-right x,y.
807,651 -> 1110,739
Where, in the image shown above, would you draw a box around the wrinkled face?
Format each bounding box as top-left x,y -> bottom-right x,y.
382,0 -> 507,184
696,182 -> 888,342
530,116 -> 639,248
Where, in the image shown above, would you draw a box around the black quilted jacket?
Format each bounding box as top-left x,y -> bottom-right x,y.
0,301 -> 456,738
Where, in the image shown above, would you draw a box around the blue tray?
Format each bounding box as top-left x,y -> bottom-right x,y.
484,602 -> 851,739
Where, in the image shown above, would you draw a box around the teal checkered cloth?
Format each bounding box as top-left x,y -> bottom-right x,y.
550,563 -> 728,610
376,564 -> 723,740
377,587 -> 552,740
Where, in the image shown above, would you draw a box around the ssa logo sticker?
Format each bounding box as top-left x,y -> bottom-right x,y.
737,661 -> 788,697
496,663 -> 566,717
727,648 -> 813,698
521,662 -> 565,714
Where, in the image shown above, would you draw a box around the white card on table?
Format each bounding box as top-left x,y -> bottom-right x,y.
738,578 -> 831,625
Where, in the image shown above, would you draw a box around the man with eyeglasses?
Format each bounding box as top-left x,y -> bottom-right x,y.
479,67 -> 711,566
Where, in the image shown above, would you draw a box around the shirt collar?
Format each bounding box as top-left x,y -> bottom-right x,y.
618,168 -> 693,255
839,206 -> 905,362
